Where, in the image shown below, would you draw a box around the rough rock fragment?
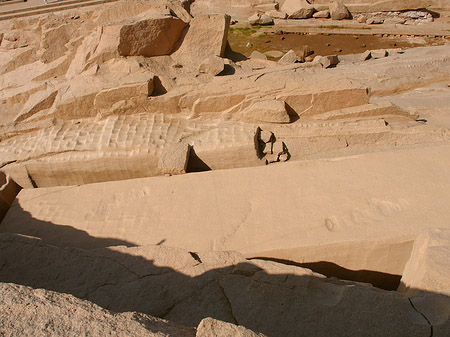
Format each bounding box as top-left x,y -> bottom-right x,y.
384,17 -> 406,25
250,50 -> 267,60
198,56 -> 225,76
371,49 -> 388,59
313,10 -> 330,18
329,1 -> 351,20
248,13 -> 274,26
314,55 -> 339,68
281,0 -> 315,19
268,10 -> 288,19
367,17 -> 384,24
172,14 -> 231,63
158,142 -> 191,175
398,228 -> 450,297
0,282 -> 195,337
361,50 -> 372,61
278,50 -> 298,64
196,318 -> 267,337
118,16 -> 187,57
241,99 -> 291,123
0,173 -> 21,223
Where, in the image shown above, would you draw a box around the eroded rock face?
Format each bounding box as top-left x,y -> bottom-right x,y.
118,16 -> 187,57
0,282 -> 195,337
0,233 -> 448,337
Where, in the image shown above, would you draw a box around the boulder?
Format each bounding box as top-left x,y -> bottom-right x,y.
281,0 -> 315,19
196,318 -> 266,337
360,50 -> 372,61
314,55 -> 339,68
118,16 -> 187,57
329,1 -> 351,20
367,17 -> 384,24
300,45 -> 313,59
172,14 -> 231,63
313,10 -> 330,18
383,17 -> 406,25
357,15 -> 367,23
248,13 -> 274,25
250,50 -> 268,60
198,56 -> 225,76
0,282 -> 195,337
278,50 -> 298,64
265,50 -> 284,58
240,99 -> 291,123
371,49 -> 388,59
398,228 -> 450,297
268,10 -> 288,19
158,142 -> 191,175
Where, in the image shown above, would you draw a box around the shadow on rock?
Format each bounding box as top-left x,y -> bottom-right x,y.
0,228 -> 447,336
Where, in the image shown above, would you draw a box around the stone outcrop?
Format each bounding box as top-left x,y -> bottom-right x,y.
0,233 -> 448,336
281,0 -> 315,19
0,282 -> 195,337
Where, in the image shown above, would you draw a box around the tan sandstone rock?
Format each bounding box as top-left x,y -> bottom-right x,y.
196,318 -> 267,337
171,14 -> 231,65
329,1 -> 351,20
158,142 -> 191,175
278,50 -> 298,65
0,173 -> 21,223
240,99 -> 291,123
398,228 -> 450,297
0,282 -> 195,337
198,56 -> 225,76
281,0 -> 315,19
118,15 -> 187,57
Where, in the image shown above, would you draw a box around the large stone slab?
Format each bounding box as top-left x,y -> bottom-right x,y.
3,145 -> 450,275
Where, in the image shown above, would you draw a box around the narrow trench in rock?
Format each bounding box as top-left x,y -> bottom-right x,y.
249,257 -> 402,291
